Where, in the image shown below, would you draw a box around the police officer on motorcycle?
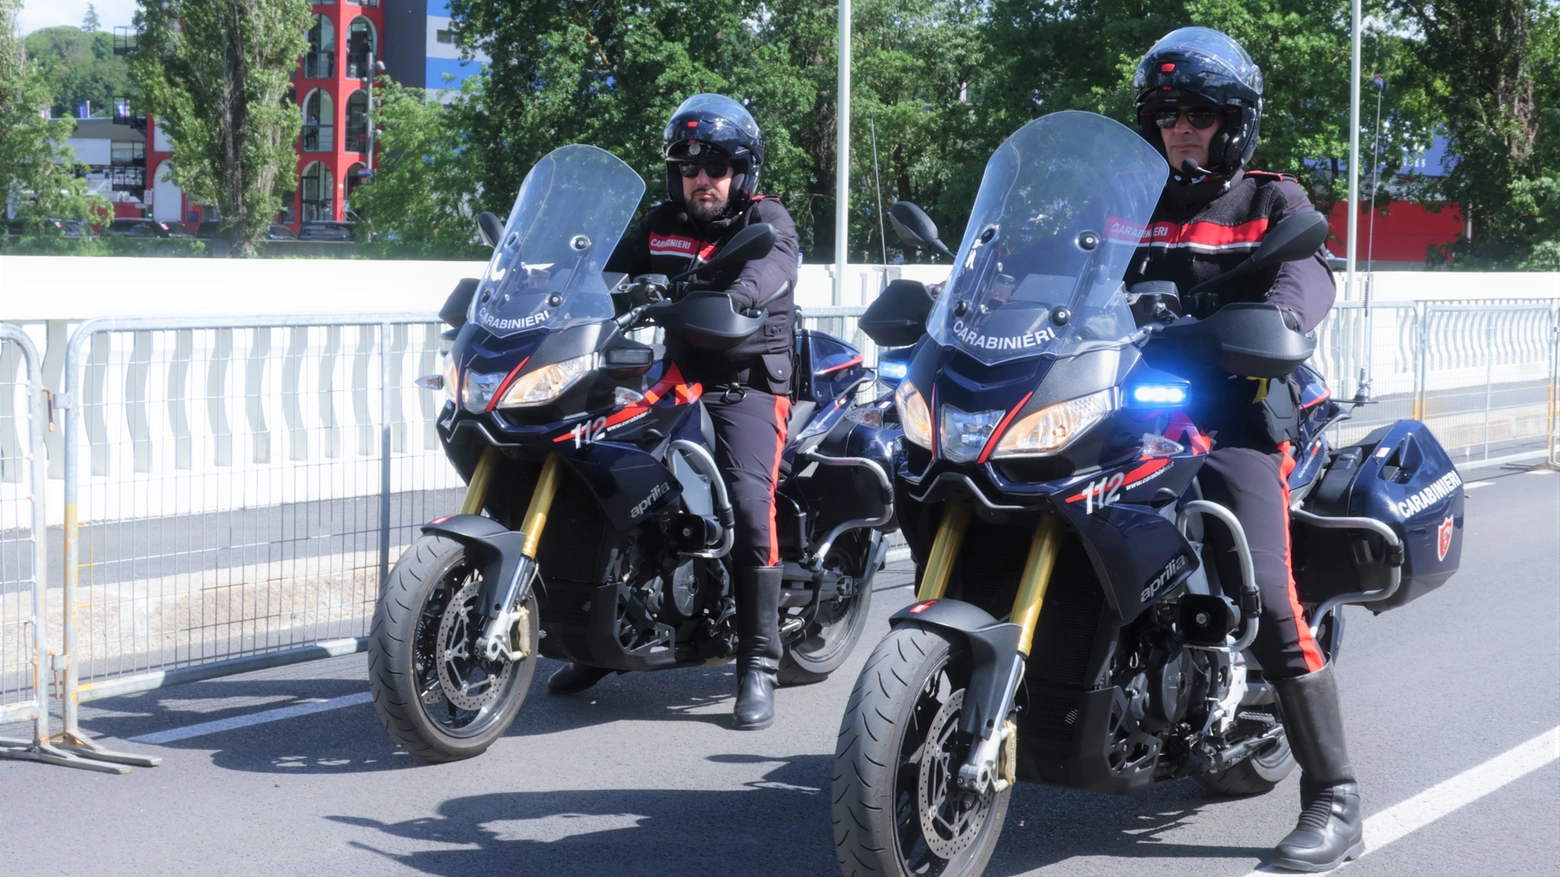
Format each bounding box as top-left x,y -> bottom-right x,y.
545,94 -> 801,732
1126,28 -> 1360,872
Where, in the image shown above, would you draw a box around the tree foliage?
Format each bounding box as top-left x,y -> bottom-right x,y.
0,0 -> 105,250
24,25 -> 134,120
1392,0 -> 1560,268
379,0 -> 1560,269
129,0 -> 311,257
349,76 -> 488,259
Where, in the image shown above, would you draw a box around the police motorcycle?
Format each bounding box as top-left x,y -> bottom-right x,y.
830,112 -> 1464,877
367,144 -> 898,762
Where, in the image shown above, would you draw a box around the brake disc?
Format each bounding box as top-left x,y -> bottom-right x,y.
435,578 -> 511,712
917,688 -> 994,860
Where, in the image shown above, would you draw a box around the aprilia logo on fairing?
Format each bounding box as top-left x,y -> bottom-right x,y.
479,309 -> 549,332
952,320 -> 1056,352
1140,555 -> 1188,603
1395,471 -> 1461,518
631,482 -> 671,518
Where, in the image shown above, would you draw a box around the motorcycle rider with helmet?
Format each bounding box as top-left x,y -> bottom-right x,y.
1125,28 -> 1359,872
544,94 -> 801,733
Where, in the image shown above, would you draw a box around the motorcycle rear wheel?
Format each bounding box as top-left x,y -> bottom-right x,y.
1195,707 -> 1295,796
368,534 -> 538,763
833,624 -> 1010,877
778,574 -> 873,686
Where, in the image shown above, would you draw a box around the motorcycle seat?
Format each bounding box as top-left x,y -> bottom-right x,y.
785,400 -> 818,444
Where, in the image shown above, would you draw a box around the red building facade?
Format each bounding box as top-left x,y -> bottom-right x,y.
292,0 -> 384,226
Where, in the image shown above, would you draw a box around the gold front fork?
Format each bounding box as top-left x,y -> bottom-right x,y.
459,446 -> 563,560
1011,515 -> 1064,656
519,452 -> 565,559
916,502 -> 971,601
461,445 -> 500,516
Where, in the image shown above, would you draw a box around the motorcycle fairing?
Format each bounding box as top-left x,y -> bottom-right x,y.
541,364 -> 707,532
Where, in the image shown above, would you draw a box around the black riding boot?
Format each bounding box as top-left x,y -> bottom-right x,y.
1271,663 -> 1364,872
546,663 -> 613,695
733,565 -> 782,730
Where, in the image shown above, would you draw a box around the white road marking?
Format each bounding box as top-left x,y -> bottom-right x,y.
127,692 -> 373,745
1462,481 -> 1495,490
1241,726 -> 1560,875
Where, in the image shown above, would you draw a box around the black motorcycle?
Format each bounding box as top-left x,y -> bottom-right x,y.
830,112 -> 1465,877
367,145 -> 900,762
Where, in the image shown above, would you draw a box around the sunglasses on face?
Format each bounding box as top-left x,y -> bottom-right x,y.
676,160 -> 734,179
1151,107 -> 1222,130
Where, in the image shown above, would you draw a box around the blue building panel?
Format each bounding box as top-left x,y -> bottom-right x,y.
426,56 -> 481,91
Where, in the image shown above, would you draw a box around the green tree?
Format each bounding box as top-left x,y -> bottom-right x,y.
979,0 -> 1438,218
350,76 -> 487,259
1393,0 -> 1560,268
447,0 -> 759,218
129,0 -> 312,257
83,4 -> 101,32
1,0 -> 105,250
24,25 -> 134,119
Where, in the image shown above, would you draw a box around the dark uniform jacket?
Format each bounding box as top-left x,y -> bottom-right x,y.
1126,170 -> 1337,444
607,197 -> 799,394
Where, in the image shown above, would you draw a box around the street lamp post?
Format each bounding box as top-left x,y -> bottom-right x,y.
834,0 -> 851,307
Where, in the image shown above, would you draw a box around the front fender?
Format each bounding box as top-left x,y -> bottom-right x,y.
890,599 -> 1023,741
422,514 -> 528,615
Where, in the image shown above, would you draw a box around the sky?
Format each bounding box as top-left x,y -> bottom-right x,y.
19,0 -> 138,35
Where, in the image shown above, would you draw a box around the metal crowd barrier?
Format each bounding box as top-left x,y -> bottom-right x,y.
50,313 -> 460,765
1313,300 -> 1560,466
4,296 -> 1554,770
0,325 -> 131,771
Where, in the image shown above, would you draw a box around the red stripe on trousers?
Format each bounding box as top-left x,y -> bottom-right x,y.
1278,441 -> 1326,672
766,395 -> 791,566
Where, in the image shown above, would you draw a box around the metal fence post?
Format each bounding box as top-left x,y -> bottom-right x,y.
379,322 -> 392,585
1550,303 -> 1559,468
1413,302 -> 1428,421
0,325 -> 127,772
51,323 -> 161,770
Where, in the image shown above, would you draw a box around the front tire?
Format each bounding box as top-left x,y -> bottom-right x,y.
833,625 -> 1010,877
368,534 -> 538,763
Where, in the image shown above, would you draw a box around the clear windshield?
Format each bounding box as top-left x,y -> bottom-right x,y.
472,144 -> 646,338
929,111 -> 1168,364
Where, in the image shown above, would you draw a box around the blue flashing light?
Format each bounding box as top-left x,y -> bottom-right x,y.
878,360 -> 909,381
1131,384 -> 1188,406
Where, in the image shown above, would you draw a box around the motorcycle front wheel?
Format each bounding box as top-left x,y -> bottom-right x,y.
368,534 -> 538,762
833,624 -> 1010,877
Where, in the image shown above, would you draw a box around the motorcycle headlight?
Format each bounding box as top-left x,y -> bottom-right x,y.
441,352 -> 459,406
940,404 -> 1006,463
991,389 -> 1115,458
497,352 -> 594,408
894,379 -> 933,450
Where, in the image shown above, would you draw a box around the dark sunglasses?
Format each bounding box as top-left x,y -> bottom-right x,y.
1150,106 -> 1222,130
676,160 -> 734,179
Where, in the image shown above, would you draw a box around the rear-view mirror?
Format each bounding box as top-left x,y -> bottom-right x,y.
671,223 -> 777,282
1249,211 -> 1330,270
888,202 -> 954,258
477,211 -> 504,248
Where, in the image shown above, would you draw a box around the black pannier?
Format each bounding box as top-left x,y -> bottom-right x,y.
1292,420 -> 1464,612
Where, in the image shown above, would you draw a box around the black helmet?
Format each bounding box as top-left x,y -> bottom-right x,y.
1132,27 -> 1263,175
662,94 -> 764,213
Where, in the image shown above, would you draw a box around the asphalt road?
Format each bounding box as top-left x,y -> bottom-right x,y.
1,464 -> 1555,877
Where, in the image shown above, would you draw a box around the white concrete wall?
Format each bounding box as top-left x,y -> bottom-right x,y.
3,256 -> 1555,324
